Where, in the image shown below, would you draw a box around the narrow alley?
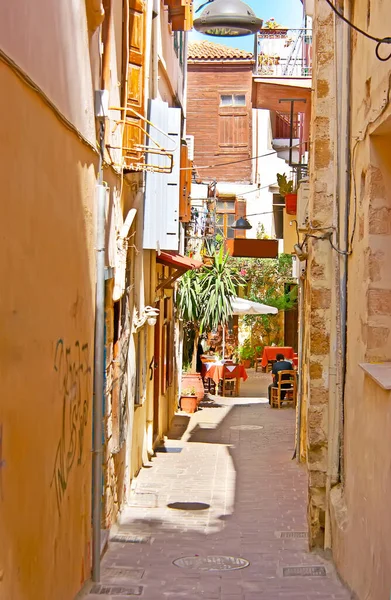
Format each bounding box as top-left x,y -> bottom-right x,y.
85,372 -> 350,600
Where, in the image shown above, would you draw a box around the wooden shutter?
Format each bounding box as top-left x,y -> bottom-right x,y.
143,101 -> 181,251
235,199 -> 247,239
179,141 -> 191,222
166,0 -> 193,31
123,0 -> 146,165
219,113 -> 248,149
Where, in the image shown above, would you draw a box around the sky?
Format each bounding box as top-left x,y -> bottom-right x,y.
189,0 -> 304,52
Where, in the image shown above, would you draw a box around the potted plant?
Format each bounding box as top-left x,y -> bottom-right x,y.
239,340 -> 255,369
181,372 -> 204,402
277,173 -> 297,215
180,387 -> 199,414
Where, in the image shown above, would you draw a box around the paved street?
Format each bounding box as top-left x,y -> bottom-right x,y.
86,372 -> 351,600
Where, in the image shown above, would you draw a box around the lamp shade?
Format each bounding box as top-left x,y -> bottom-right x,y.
193,0 -> 263,37
231,217 -> 252,230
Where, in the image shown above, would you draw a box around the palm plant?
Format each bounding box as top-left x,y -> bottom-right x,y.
177,247 -> 242,370
198,247 -> 239,332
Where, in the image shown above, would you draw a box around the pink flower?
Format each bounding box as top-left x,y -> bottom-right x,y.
240,268 -> 247,276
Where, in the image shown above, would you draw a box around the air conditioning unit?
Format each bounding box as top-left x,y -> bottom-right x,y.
297,179 -> 310,231
185,135 -> 194,161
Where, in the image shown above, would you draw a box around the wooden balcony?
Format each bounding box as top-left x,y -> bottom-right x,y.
225,238 -> 279,259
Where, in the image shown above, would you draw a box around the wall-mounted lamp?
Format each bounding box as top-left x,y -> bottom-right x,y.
133,306 -> 160,330
231,216 -> 252,231
194,0 -> 263,37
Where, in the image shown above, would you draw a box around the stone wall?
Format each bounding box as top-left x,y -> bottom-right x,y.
303,0 -> 336,548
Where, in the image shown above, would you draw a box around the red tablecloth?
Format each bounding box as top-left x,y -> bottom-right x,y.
261,347 -> 294,368
202,363 -> 248,386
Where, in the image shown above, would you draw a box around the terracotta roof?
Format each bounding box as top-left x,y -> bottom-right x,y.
188,41 -> 253,62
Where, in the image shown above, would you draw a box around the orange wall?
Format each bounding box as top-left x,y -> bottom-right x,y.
0,64 -> 96,600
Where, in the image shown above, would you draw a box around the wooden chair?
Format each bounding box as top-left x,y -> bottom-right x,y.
219,365 -> 241,397
255,354 -> 263,372
266,359 -> 276,373
270,370 -> 297,409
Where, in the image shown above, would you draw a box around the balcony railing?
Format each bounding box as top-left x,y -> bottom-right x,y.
254,28 -> 312,79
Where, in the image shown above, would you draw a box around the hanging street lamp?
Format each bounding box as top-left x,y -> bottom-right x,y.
231,216 -> 253,230
193,0 -> 263,37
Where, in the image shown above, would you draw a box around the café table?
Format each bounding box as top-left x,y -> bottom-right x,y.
202,362 -> 248,395
261,346 -> 295,369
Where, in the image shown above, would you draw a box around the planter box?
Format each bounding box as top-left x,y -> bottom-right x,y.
225,239 -> 279,259
180,395 -> 198,414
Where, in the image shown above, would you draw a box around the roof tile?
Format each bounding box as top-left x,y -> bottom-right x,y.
188,40 -> 253,62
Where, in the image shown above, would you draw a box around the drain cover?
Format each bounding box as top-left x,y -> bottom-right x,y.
90,584 -> 143,595
230,425 -> 263,430
102,567 -> 145,580
282,566 -> 326,577
155,447 -> 182,453
276,531 -> 308,539
168,502 -> 210,511
110,534 -> 150,544
173,555 -> 249,571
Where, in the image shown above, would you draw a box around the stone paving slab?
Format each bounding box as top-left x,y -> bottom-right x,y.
83,372 -> 352,600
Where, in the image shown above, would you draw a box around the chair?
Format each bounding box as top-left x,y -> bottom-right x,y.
255,353 -> 263,372
219,365 -> 241,397
270,370 -> 297,409
266,359 -> 276,373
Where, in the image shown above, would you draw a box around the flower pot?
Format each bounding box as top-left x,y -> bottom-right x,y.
241,359 -> 251,369
180,395 -> 198,414
285,193 -> 297,215
181,373 -> 204,401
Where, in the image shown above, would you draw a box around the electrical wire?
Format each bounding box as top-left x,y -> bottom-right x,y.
324,0 -> 391,61
181,143 -> 302,171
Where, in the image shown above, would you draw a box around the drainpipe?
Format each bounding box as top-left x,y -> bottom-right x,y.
295,276 -> 305,461
338,0 -> 352,489
92,0 -> 113,582
152,0 -> 159,98
324,0 -> 351,550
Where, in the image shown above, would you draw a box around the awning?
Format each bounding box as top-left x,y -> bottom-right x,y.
156,251 -> 202,270
156,251 -> 202,291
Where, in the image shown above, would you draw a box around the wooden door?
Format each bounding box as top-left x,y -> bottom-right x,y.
153,310 -> 160,439
123,0 -> 146,165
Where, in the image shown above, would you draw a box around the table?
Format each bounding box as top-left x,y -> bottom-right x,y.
202,363 -> 248,386
261,346 -> 294,368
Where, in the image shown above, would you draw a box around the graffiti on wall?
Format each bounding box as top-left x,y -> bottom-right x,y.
51,340 -> 91,516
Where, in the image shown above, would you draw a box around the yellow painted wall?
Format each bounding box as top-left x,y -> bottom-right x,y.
0,66 -> 96,600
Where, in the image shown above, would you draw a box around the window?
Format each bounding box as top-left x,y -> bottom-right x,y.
220,94 -> 246,107
218,93 -> 249,151
215,197 -> 247,240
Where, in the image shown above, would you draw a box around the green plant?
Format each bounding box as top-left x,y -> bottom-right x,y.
264,17 -> 281,29
277,173 -> 296,197
239,339 -> 255,362
182,387 -> 196,397
177,247 -> 243,369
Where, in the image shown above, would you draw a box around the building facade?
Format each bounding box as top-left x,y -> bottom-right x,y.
299,0 -> 391,597
0,0 -> 194,597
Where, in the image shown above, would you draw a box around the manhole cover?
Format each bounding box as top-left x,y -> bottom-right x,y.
282,566 -> 326,577
276,531 -> 308,539
173,555 -> 250,571
230,425 -> 263,431
168,502 -> 210,511
90,584 -> 143,595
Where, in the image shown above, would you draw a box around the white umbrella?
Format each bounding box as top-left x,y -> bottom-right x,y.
231,297 -> 278,316
222,298 -> 278,358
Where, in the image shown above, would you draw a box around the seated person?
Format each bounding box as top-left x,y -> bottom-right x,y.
268,353 -> 294,404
